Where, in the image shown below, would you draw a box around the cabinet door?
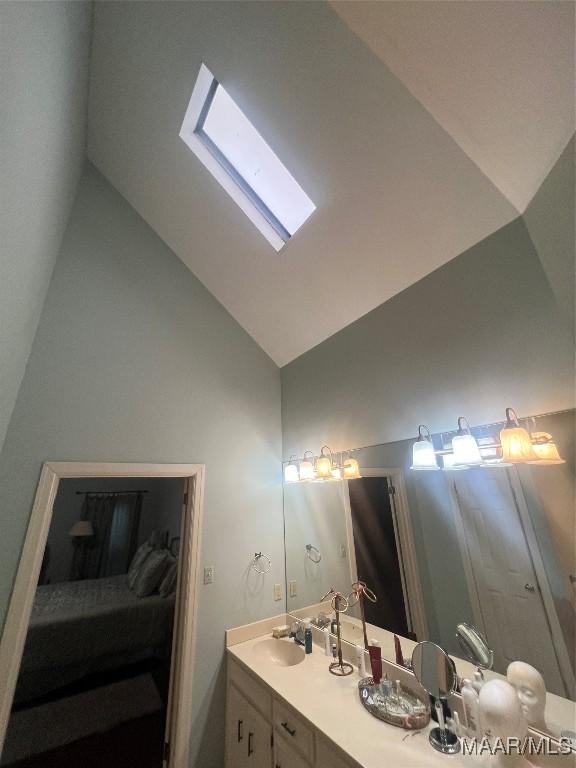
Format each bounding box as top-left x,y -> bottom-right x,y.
226,685 -> 249,768
273,733 -> 311,768
246,699 -> 272,768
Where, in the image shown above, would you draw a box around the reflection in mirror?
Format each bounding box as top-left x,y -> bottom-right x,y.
284,409 -> 575,739
456,623 -> 493,671
1,477 -> 185,768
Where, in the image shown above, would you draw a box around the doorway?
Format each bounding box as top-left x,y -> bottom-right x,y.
450,467 -> 569,696
0,463 -> 205,768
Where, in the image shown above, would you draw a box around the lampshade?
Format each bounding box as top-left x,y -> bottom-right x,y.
299,451 -> 316,481
452,417 -> 483,466
411,425 -> 439,470
342,457 -> 361,479
284,456 -> 299,483
529,432 -> 565,465
315,446 -> 334,479
69,520 -> 94,537
500,408 -> 537,463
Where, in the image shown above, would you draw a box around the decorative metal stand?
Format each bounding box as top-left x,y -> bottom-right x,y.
347,580 -> 377,650
321,588 -> 353,676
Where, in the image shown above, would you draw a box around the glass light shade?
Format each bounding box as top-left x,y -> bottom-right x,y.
411,440 -> 439,470
284,462 -> 299,483
452,434 -> 483,466
299,459 -> 315,481
529,432 -> 565,465
500,425 -> 537,463
315,454 -> 333,479
342,457 -> 361,479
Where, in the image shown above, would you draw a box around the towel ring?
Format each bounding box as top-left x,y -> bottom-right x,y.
348,580 -> 377,606
251,552 -> 271,574
305,544 -> 322,564
321,587 -> 349,613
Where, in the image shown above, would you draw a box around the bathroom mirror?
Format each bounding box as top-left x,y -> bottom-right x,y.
283,408 -> 576,740
455,623 -> 493,671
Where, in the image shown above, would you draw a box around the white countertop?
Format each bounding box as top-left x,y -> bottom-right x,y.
228,633 -> 483,768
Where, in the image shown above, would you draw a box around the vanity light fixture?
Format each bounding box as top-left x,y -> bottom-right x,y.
499,408 -> 538,463
451,417 -> 483,467
529,432 -> 565,465
284,456 -> 300,483
315,446 -> 335,479
410,426 -> 439,470
298,451 -> 316,481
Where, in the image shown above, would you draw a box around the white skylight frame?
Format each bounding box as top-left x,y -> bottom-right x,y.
179,64 -> 316,251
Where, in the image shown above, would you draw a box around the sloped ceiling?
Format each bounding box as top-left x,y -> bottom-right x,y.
331,0 -> 575,213
87,1 -> 571,367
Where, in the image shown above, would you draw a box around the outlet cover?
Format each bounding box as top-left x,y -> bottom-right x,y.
273,583 -> 282,601
289,580 -> 297,598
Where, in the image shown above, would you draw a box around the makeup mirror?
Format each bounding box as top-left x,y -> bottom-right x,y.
455,623 -> 493,671
411,641 -> 460,754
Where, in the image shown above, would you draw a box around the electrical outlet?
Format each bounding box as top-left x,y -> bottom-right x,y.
339,544 -> 347,558
273,583 -> 282,601
203,566 -> 215,585
289,580 -> 297,598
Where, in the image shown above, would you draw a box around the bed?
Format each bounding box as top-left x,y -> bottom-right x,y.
14,575 -> 175,704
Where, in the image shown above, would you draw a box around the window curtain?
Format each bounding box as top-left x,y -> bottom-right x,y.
72,493 -> 142,580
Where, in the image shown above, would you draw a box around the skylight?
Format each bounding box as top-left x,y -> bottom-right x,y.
180,64 -> 316,251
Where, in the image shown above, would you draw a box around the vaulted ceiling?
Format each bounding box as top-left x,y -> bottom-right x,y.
87,1 -> 574,366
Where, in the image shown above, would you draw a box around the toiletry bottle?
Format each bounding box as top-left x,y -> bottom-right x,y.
368,639 -> 382,684
473,670 -> 484,693
323,627 -> 331,657
394,634 -> 404,667
331,643 -> 338,661
355,644 -> 367,678
461,678 -> 480,736
304,621 -> 313,654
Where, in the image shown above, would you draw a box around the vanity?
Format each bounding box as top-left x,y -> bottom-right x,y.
225,616 -> 576,768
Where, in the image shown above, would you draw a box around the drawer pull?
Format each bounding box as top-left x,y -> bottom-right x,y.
237,719 -> 243,742
248,732 -> 254,756
281,722 -> 296,737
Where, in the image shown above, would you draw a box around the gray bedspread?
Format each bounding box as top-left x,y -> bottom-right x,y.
15,575 -> 175,701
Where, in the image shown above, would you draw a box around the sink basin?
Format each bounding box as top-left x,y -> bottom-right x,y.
252,638 -> 305,667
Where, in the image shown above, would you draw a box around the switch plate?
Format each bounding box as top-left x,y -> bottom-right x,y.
289,580 -> 297,598
273,583 -> 282,601
204,566 -> 215,585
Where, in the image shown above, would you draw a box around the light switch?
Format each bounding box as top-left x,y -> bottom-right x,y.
273,583 -> 283,601
289,580 -> 297,598
204,566 -> 215,585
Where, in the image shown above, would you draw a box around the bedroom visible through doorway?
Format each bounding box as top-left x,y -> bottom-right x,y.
0,462 -> 205,768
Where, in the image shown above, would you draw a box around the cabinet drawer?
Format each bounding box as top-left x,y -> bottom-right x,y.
272,698 -> 314,763
229,657 -> 272,719
274,733 -> 312,768
316,736 -> 357,768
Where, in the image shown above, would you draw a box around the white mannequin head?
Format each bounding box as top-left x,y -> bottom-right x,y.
506,661 -> 546,728
479,680 -> 530,767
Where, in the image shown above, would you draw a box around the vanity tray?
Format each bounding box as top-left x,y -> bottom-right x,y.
358,677 -> 430,730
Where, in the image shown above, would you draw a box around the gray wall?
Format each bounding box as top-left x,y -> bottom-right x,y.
0,165 -> 283,768
0,1 -> 92,454
524,136 -> 575,333
281,216 -> 575,458
46,476 -> 185,584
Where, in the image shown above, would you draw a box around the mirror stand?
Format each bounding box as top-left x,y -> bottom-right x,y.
429,699 -> 460,755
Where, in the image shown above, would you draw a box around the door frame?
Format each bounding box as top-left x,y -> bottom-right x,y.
0,461 -> 205,766
448,466 -> 575,699
342,467 -> 428,642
